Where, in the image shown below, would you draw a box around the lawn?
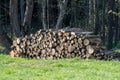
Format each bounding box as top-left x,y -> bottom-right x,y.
0,54 -> 120,80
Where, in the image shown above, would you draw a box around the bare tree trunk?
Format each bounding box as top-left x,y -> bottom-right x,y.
94,0 -> 100,35
73,0 -> 77,28
69,1 -> 74,28
114,0 -> 119,46
93,0 -> 96,31
56,0 -> 68,29
9,0 -> 20,37
88,0 -> 95,29
46,0 -> 49,29
101,0 -> 105,44
42,0 -> 47,30
108,0 -> 115,49
89,0 -> 92,27
118,0 -> 120,41
20,0 -> 25,24
22,0 -> 34,35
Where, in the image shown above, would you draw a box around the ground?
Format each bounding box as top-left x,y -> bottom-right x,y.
0,54 -> 120,80
0,42 -> 120,80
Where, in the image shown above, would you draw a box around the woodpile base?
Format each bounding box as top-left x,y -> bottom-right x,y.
10,29 -> 120,60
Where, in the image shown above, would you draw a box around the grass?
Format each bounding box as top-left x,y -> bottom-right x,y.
0,54 -> 120,80
0,42 -> 120,80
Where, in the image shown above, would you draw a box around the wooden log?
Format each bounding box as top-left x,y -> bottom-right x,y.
78,38 -> 82,44
16,38 -> 21,44
83,39 -> 90,46
86,45 -> 94,54
10,29 -> 112,60
10,50 -> 18,58
68,45 -> 76,53
86,38 -> 102,45
51,48 -> 56,55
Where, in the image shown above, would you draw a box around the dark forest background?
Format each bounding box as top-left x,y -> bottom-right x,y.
0,0 -> 120,52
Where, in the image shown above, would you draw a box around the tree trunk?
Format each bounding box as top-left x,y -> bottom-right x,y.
101,0 -> 105,44
20,0 -> 25,24
94,0 -> 100,35
73,0 -> 77,28
88,0 -> 95,30
108,0 -> 115,49
119,0 -> 120,41
22,0 -> 34,35
42,0 -> 47,30
114,0 -> 119,46
93,0 -> 96,31
56,0 -> 68,29
69,0 -> 75,28
9,0 -> 20,37
46,0 -> 49,29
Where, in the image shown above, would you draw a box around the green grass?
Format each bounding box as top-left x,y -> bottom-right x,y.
0,54 -> 120,80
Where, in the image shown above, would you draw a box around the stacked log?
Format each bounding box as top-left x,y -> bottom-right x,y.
10,29 -> 118,60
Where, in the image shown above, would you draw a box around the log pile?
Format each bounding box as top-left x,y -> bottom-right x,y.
10,29 -> 118,60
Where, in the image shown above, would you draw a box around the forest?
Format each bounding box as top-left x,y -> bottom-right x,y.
1,1 -> 120,79
0,0 -> 120,53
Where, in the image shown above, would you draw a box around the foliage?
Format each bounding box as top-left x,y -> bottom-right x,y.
0,55 -> 120,80
108,10 -> 120,18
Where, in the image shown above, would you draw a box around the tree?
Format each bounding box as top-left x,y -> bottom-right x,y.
46,0 -> 50,29
70,0 -> 77,28
94,0 -> 100,35
19,0 -> 25,24
0,0 -> 120,52
0,2 -> 12,51
56,0 -> 68,29
88,0 -> 96,30
22,0 -> 34,35
9,0 -> 20,37
114,0 -> 119,46
101,0 -> 105,44
42,0 -> 47,30
108,0 -> 115,49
